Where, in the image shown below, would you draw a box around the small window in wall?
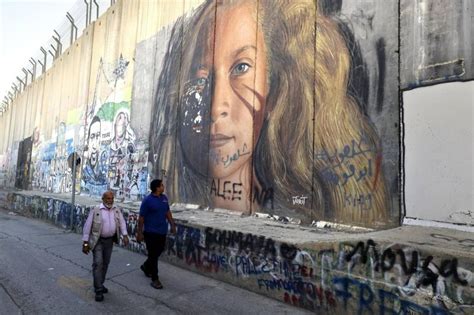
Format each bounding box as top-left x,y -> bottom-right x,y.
403,81 -> 473,225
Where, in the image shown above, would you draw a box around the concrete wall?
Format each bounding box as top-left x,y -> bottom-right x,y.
401,0 -> 472,88
5,192 -> 474,314
404,81 -> 474,224
0,0 -> 472,228
140,0 -> 402,228
400,0 -> 473,224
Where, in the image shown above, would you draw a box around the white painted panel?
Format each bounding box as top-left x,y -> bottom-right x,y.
404,81 -> 474,224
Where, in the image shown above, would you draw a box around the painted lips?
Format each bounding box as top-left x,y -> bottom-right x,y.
210,134 -> 233,148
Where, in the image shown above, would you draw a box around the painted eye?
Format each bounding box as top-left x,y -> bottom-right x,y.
231,63 -> 250,75
196,77 -> 208,86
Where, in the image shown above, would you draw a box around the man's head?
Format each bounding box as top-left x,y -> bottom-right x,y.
102,191 -> 114,209
150,179 -> 164,195
88,116 -> 101,168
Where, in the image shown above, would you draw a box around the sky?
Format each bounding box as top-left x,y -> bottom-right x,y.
0,0 -> 77,104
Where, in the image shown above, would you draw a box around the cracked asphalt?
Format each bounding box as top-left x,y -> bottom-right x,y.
0,209 -> 309,315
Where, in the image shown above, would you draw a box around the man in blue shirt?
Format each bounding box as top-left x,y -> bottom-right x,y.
136,179 -> 176,289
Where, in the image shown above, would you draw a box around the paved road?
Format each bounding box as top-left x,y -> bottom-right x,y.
0,209 -> 309,315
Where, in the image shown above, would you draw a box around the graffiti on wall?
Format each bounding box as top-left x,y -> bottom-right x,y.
7,193 -> 473,314
82,114 -> 109,195
3,55 -> 148,202
148,0 -> 396,227
33,140 -> 55,191
81,56 -> 148,199
52,122 -> 74,193
162,225 -> 473,313
2,0 -> 472,230
31,124 -> 74,193
0,154 -> 6,187
8,193 -> 81,230
15,137 -> 32,190
2,146 -> 19,189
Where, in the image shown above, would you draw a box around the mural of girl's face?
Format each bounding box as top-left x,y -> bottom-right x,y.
114,112 -> 127,139
203,1 -> 268,179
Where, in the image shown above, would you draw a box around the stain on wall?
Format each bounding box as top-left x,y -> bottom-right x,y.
401,0 -> 473,88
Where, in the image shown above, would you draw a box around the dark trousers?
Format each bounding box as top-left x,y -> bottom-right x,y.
92,236 -> 114,292
143,232 -> 166,281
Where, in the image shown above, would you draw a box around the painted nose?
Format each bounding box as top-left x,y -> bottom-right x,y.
211,74 -> 229,123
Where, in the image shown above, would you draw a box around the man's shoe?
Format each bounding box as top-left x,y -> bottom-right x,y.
94,287 -> 108,294
150,279 -> 163,289
140,264 -> 151,278
95,292 -> 104,302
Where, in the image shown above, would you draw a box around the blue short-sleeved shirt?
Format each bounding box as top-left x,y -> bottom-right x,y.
139,193 -> 170,235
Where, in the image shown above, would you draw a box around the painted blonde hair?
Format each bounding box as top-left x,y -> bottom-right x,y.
255,0 -> 391,226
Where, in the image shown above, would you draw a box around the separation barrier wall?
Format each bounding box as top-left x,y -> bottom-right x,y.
0,0 -> 472,229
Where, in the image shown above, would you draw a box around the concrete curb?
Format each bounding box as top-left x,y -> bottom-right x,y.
1,189 -> 473,314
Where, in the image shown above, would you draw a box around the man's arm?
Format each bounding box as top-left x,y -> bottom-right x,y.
136,216 -> 145,242
118,210 -> 129,246
136,198 -> 147,242
81,209 -> 95,254
166,211 -> 177,234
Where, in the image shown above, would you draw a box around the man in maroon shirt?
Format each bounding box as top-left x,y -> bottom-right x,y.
82,191 -> 129,302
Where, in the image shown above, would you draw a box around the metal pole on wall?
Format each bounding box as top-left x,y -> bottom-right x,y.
70,152 -> 77,229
